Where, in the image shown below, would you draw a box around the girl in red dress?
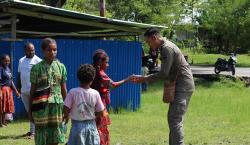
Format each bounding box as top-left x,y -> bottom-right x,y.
0,54 -> 20,127
91,49 -> 131,145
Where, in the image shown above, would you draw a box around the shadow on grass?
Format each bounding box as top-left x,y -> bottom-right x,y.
194,75 -> 219,88
146,75 -> 230,89
142,75 -> 244,91
0,133 -> 27,140
145,76 -> 220,90
7,119 -> 29,123
194,75 -> 245,89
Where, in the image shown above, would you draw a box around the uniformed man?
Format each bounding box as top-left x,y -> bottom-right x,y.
132,27 -> 195,145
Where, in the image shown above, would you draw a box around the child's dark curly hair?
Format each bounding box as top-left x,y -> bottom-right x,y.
77,64 -> 96,84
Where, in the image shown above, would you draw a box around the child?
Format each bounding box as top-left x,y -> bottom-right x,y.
0,54 -> 20,127
29,38 -> 67,145
64,64 -> 106,145
91,49 -> 131,145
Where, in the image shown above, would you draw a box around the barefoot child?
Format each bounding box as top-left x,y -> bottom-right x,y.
64,64 -> 106,145
91,49 -> 131,145
0,54 -> 20,127
29,38 -> 67,145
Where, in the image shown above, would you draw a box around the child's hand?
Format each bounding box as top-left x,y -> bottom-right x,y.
96,109 -> 109,117
103,109 -> 109,117
126,75 -> 135,82
17,88 -> 21,94
63,115 -> 69,124
130,75 -> 145,83
15,91 -> 21,98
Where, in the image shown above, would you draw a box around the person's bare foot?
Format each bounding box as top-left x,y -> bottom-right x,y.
26,132 -> 35,139
0,124 -> 7,127
2,122 -> 7,126
27,134 -> 34,139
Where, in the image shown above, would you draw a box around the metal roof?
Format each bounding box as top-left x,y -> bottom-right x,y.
0,0 -> 167,38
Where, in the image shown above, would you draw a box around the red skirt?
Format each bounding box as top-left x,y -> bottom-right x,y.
96,115 -> 111,145
0,86 -> 14,113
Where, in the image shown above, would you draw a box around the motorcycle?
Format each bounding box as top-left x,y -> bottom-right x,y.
214,53 -> 237,75
142,55 -> 159,74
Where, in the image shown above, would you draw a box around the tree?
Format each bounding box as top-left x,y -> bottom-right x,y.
24,0 -> 250,54
198,0 -> 250,53
63,0 -> 99,15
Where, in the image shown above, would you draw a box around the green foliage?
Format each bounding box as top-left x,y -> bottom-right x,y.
23,0 -> 250,55
106,0 -> 180,25
63,0 -> 99,14
25,0 -> 43,4
198,0 -> 250,53
63,0 -> 115,17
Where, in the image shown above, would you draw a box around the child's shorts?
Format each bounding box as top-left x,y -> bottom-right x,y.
68,119 -> 100,145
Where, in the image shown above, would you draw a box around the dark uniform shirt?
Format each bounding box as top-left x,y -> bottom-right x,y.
145,38 -> 195,93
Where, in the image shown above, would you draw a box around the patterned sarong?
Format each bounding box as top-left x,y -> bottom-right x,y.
32,103 -> 64,145
0,86 -> 14,113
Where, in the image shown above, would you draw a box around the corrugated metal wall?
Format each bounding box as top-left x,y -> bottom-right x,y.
0,35 -> 11,56
0,38 -> 142,117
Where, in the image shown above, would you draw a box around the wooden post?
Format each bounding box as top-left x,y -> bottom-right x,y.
99,0 -> 106,40
99,0 -> 105,17
10,15 -> 16,70
11,15 -> 16,39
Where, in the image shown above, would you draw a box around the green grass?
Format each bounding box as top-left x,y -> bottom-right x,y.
181,49 -> 250,67
1,77 -> 250,145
